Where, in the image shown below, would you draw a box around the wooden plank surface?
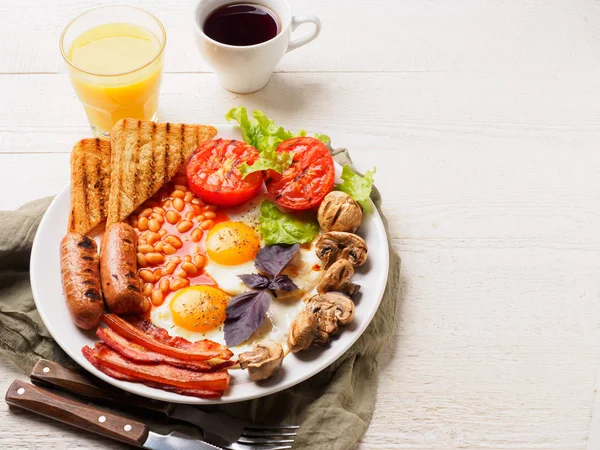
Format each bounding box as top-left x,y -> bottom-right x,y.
1,0 -> 600,448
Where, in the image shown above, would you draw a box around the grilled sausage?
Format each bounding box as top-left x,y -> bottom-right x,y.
100,222 -> 146,314
60,233 -> 104,330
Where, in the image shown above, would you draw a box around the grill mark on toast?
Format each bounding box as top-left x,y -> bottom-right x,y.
149,122 -> 158,193
131,120 -> 142,209
179,124 -> 185,167
164,123 -> 170,183
81,169 -> 89,231
114,119 -> 127,222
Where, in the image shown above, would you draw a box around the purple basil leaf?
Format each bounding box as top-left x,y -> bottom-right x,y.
268,275 -> 298,291
224,290 -> 272,347
255,243 -> 300,278
238,274 -> 270,290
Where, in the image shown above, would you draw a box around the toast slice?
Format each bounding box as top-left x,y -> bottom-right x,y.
106,118 -> 217,225
68,138 -> 112,234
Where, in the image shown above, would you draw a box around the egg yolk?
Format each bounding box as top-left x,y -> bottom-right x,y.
206,221 -> 260,265
170,286 -> 229,332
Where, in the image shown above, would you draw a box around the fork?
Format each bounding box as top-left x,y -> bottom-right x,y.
30,359 -> 298,450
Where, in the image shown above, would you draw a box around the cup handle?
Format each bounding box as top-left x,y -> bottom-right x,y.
287,15 -> 321,53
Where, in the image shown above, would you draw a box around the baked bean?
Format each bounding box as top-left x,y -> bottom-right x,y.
148,219 -> 161,232
166,211 -> 181,224
200,219 -> 214,230
191,198 -> 204,206
185,211 -> 196,220
172,190 -> 185,199
174,184 -> 188,192
205,204 -> 218,212
163,199 -> 172,208
159,278 -> 170,293
164,262 -> 177,275
203,211 -> 217,220
146,253 -> 165,265
137,253 -> 148,267
191,245 -> 201,254
151,213 -> 165,224
153,241 -> 164,253
139,269 -> 155,283
174,268 -> 187,278
165,235 -> 183,249
146,232 -> 161,245
153,206 -> 166,215
151,289 -> 164,306
193,254 -> 205,268
181,262 -> 198,276
173,198 -> 185,212
139,208 -> 153,218
138,217 -> 149,231
170,278 -> 189,291
153,268 -> 163,282
142,283 -> 153,296
138,244 -> 154,254
141,298 -> 151,313
177,220 -> 193,233
184,191 -> 194,202
163,244 -> 177,255
168,256 -> 182,264
158,229 -> 167,237
184,255 -> 192,263
191,228 -> 204,242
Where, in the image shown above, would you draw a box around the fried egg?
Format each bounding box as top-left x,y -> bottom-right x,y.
150,191 -> 324,354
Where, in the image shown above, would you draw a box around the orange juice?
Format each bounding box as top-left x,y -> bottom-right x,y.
64,21 -> 165,136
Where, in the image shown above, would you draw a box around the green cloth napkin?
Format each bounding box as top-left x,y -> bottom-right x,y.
0,148 -> 400,450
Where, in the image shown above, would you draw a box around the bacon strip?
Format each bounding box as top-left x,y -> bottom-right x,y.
102,314 -> 231,361
125,315 -> 234,360
97,327 -> 236,372
83,343 -> 230,392
82,345 -> 223,399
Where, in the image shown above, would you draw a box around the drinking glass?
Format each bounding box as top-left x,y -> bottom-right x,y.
60,6 -> 166,138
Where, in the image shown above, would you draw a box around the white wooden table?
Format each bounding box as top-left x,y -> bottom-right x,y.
2,0 -> 600,448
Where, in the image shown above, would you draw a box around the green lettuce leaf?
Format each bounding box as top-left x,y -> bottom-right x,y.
225,106 -> 326,154
258,200 -> 319,245
239,147 -> 295,178
335,165 -> 376,211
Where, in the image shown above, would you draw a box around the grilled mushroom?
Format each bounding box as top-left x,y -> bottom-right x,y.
318,191 -> 362,233
306,292 -> 355,345
288,310 -> 318,353
314,232 -> 368,269
317,259 -> 360,297
239,340 -> 284,381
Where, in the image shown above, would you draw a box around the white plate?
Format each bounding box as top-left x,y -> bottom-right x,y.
30,125 -> 390,404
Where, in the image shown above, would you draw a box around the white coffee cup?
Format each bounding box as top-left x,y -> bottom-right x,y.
194,0 -> 321,93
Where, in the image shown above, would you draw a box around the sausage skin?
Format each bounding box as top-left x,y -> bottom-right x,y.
60,233 -> 104,330
100,223 -> 146,314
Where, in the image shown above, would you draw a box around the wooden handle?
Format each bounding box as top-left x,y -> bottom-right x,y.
5,379 -> 149,447
30,359 -> 171,415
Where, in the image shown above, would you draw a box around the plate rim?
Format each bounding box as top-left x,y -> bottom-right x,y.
30,126 -> 390,404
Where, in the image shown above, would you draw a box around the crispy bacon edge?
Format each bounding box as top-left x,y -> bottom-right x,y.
97,326 -> 236,372
82,344 -> 228,398
102,314 -> 232,361
125,315 -> 234,360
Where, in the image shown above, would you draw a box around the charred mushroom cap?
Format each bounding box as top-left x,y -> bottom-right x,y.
239,340 -> 284,381
318,191 -> 363,233
315,231 -> 368,269
317,259 -> 360,297
306,292 -> 355,345
288,310 -> 318,353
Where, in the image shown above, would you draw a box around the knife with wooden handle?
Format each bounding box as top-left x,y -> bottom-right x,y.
30,359 -> 172,415
5,380 -> 222,450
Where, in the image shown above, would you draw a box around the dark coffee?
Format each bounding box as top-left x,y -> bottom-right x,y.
203,3 -> 280,46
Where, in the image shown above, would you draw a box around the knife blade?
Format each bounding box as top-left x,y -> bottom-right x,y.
5,380 -> 222,450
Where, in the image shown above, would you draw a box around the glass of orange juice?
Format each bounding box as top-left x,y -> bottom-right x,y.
60,6 -> 166,138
